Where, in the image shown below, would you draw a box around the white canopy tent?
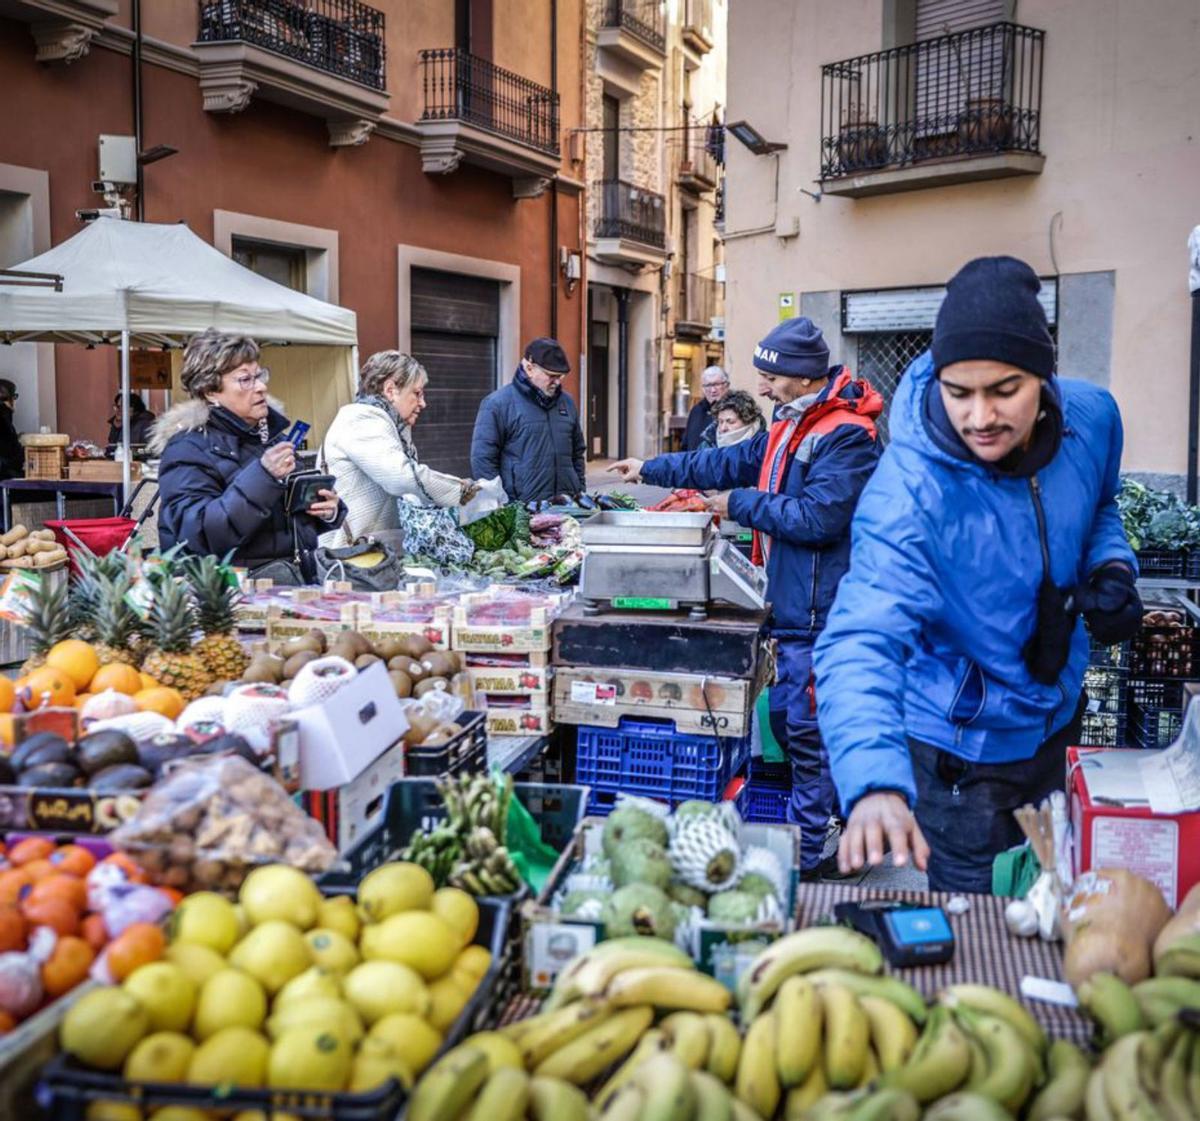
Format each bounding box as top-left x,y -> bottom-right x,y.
0,217 -> 358,497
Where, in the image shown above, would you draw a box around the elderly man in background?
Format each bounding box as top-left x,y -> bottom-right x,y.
684,365 -> 730,451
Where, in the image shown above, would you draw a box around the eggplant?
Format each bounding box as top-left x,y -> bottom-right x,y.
76,729 -> 138,775
17,762 -> 81,788
11,732 -> 71,772
88,763 -> 153,791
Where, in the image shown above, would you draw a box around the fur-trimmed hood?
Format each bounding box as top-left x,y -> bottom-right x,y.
149,396 -> 285,455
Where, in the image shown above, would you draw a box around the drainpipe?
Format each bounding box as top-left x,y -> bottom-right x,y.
548,0 -> 559,338
132,0 -> 144,220
616,287 -> 630,457
1189,288 -> 1200,504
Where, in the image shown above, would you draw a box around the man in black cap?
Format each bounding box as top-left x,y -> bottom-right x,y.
471,337 -> 586,503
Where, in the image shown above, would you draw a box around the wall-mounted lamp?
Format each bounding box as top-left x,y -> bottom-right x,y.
725,121 -> 788,156
559,248 -> 581,296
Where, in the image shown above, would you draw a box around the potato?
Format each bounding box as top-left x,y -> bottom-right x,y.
414,676 -> 448,698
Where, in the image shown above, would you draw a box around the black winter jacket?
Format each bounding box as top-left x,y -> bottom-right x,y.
153,400 -> 344,569
0,408 -> 22,480
470,370 -> 586,502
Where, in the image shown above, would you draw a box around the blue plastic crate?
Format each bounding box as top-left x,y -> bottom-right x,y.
734,756 -> 793,823
575,718 -> 751,806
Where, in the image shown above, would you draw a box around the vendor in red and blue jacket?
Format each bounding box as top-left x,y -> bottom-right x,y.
610,317 -> 882,876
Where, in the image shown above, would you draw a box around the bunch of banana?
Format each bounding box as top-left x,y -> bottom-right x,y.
595,1051 -> 768,1121
1086,1018 -> 1200,1121
403,822 -> 464,885
544,935 -> 709,1011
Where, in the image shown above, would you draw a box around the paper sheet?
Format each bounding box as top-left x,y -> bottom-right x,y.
1139,698 -> 1200,814
1076,747 -> 1151,805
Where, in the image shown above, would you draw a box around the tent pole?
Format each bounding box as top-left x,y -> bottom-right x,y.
120,330 -> 131,503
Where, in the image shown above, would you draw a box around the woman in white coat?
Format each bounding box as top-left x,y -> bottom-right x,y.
322,351 -> 478,547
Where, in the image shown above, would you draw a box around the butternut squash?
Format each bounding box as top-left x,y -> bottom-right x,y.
1061,868 -> 1171,986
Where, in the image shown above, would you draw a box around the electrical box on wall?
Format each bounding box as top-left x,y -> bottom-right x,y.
98,135 -> 137,185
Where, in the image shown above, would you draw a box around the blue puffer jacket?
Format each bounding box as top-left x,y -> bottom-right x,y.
470,370 -> 586,503
639,373 -> 882,634
813,352 -> 1135,813
154,400 -> 344,568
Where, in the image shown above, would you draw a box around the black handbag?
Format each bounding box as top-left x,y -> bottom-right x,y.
312,537 -> 405,591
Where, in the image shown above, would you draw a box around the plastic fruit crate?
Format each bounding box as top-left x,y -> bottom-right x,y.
575,718 -> 751,806
403,711 -> 487,777
1127,696 -> 1185,750
734,756 -> 792,824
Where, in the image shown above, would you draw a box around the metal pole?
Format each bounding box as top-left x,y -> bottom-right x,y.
1189,291 -> 1200,504
616,288 -> 629,458
120,330 -> 132,502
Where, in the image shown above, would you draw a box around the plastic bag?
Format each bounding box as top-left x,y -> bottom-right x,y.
459,477 -> 508,526
110,754 -> 335,895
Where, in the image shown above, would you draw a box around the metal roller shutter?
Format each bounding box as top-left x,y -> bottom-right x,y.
409,268 -> 500,477
916,0 -> 1011,40
843,280 -> 1057,334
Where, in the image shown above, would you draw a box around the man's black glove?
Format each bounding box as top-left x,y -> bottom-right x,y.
1074,563 -> 1142,645
1023,578 -> 1077,685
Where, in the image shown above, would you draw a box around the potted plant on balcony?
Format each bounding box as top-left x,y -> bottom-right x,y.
951,28 -> 1014,150
837,101 -> 887,173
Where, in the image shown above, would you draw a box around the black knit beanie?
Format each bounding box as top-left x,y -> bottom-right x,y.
932,257 -> 1055,379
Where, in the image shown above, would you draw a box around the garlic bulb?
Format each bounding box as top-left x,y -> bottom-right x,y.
1005,898 -> 1039,938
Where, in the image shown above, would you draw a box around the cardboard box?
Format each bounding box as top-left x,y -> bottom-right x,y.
1069,745 -> 1200,909
552,663 -> 768,738
265,600 -> 358,651
356,594 -> 453,652
300,739 -> 406,851
468,664 -> 551,696
484,705 -> 554,737
67,460 -> 142,482
294,662 -> 409,790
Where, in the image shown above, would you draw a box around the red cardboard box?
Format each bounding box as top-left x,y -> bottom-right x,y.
1068,745 -> 1200,909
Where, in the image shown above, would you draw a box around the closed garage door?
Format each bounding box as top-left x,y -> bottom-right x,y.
410,268 -> 500,477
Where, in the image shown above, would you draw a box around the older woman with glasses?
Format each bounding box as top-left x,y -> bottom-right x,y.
152,328 -> 344,580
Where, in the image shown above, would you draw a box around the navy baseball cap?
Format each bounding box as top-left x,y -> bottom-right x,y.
524,337 -> 571,374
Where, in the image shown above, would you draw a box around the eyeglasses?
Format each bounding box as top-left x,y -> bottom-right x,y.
230,367 -> 270,392
544,371 -> 568,381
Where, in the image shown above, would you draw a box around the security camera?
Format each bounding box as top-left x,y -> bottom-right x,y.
76,207 -> 123,222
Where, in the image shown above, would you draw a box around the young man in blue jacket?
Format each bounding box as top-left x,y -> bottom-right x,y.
611,318 -> 882,875
814,257 -> 1142,893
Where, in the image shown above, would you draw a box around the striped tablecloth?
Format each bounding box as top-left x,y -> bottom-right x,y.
796,882 -> 1091,1044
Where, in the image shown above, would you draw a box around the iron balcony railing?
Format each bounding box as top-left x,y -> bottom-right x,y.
603,0 -> 666,54
677,273 -> 719,333
677,131 -> 719,191
420,48 -> 560,156
198,0 -> 386,90
819,21 -> 1044,180
594,179 -> 666,249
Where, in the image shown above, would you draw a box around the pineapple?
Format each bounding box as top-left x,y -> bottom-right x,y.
139,576 -> 213,700
91,573 -> 142,667
69,549 -> 129,640
18,575 -> 72,675
183,554 -> 248,681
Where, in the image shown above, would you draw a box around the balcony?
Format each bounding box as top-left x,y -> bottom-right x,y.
597,0 -> 665,90
677,131 -> 719,194
676,273 -> 720,339
819,21 -> 1045,198
3,0 -> 117,62
195,0 -> 389,146
681,0 -> 714,56
592,179 -> 667,266
415,49 -> 562,199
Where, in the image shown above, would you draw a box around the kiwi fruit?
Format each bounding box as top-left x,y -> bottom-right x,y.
242,659 -> 281,684
414,676 -> 449,698
421,721 -> 461,746
205,679 -> 232,697
372,636 -> 410,661
395,634 -> 434,659
403,710 -> 438,746
355,653 -> 381,669
341,631 -> 372,657
280,635 -> 323,658
421,651 -> 459,678
388,670 -> 413,698
282,650 -> 319,678
391,657 -> 427,680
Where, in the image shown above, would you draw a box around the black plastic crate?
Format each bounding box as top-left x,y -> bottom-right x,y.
1135,549 -> 1188,579
1125,677 -> 1187,711
1130,626 -> 1200,679
1128,696 -> 1185,749
404,711 -> 487,776
1088,637 -> 1131,671
1083,665 -> 1127,715
1187,550 -> 1200,583
1077,709 -> 1128,748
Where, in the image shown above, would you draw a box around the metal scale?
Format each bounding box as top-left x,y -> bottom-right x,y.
579,511 -> 768,619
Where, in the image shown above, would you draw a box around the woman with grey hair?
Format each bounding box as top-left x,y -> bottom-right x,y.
321,350 -> 479,547
153,327 -> 344,580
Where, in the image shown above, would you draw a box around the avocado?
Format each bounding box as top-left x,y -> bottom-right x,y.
11,732 -> 71,772
17,761 -> 81,788
195,733 -> 260,769
88,763 -> 153,791
137,733 -> 198,776
76,729 -> 138,775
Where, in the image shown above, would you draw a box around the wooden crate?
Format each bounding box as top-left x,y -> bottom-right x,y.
67,459 -> 142,482
23,446 -> 65,480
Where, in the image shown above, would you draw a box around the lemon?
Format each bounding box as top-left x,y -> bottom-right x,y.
342,961 -> 429,1026
267,1028 -> 353,1091
349,1036 -> 414,1092
364,911 -> 458,980
304,928 -> 359,975
123,1032 -> 195,1083
164,943 -> 226,989
122,962 -> 196,1034
431,887 -> 479,946
368,1013 -> 442,1075
193,968 -> 267,1040
461,1030 -> 523,1073
61,988 -> 150,1070
86,1102 -> 143,1121
266,997 -> 364,1046
147,1109 -> 211,1121
169,892 -> 240,955
228,920 -> 312,995
233,903 -> 250,938
425,972 -> 472,1033
356,862 -> 434,923
453,945 -> 492,983
239,864 -> 322,930
274,965 -> 341,1009
187,1025 -> 269,1087
316,895 -> 360,942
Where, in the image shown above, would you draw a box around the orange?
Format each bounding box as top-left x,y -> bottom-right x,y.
0,1011 -> 14,1034
90,663 -> 142,697
81,912 -> 108,951
100,853 -> 149,884
0,677 -> 14,715
138,672 -> 159,690
0,869 -> 33,905
46,640 -> 100,692
26,874 -> 87,913
20,666 -> 75,709
0,715 -> 14,748
7,837 -> 55,866
21,895 -> 80,937
41,934 -> 95,998
0,903 -> 27,952
106,922 -> 165,981
20,859 -> 55,883
50,845 -> 96,878
134,687 -> 185,720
